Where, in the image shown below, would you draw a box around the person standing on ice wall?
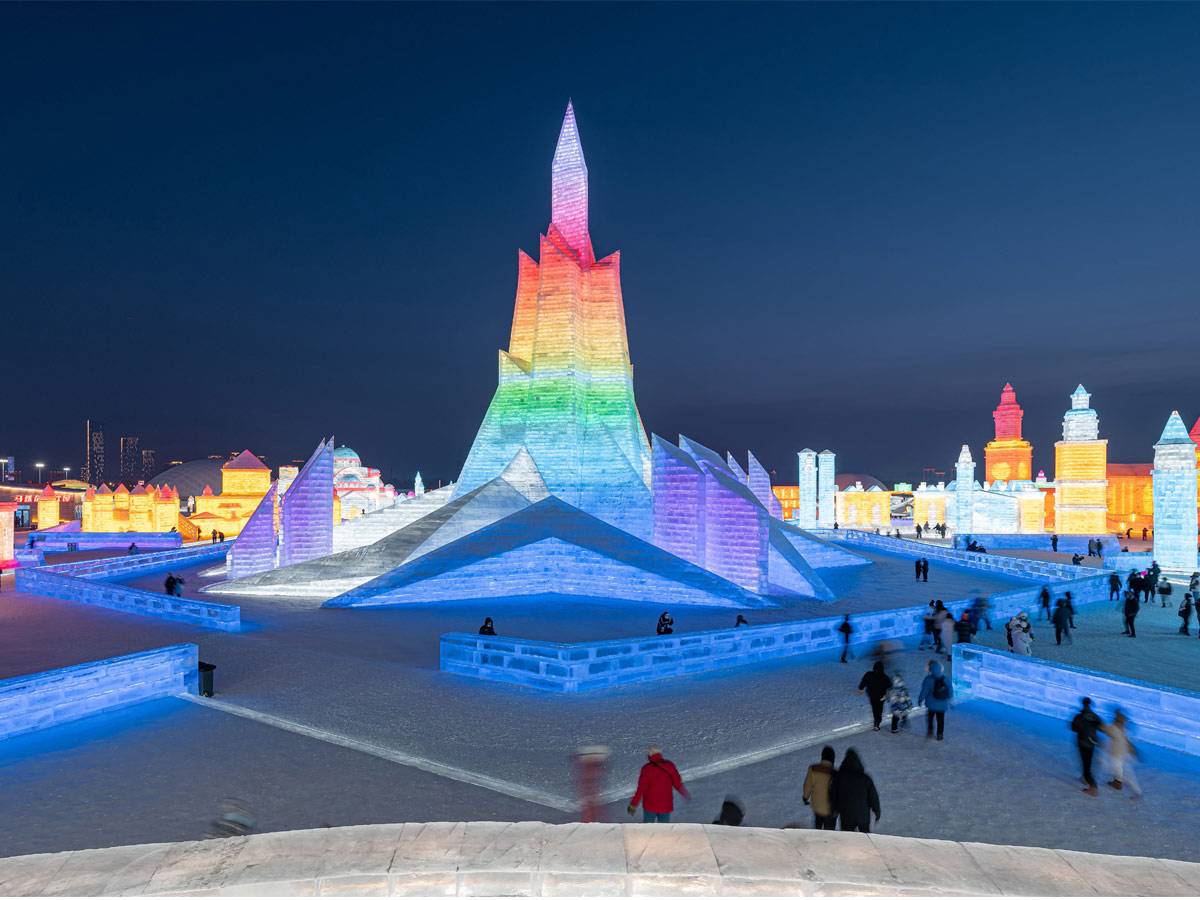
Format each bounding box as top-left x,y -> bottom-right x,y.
627,745 -> 690,823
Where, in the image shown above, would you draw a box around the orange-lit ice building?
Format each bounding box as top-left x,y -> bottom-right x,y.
984,384 -> 1033,483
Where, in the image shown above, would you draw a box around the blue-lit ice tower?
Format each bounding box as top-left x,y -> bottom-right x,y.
797,449 -> 818,529
953,445 -> 975,539
1151,411 -> 1198,572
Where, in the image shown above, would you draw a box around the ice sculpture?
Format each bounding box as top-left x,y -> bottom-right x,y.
747,451 -> 783,519
1151,411 -> 1198,571
1054,385 -> 1108,534
451,102 -> 654,539
796,449 -> 818,529
952,445 -> 975,538
818,450 -> 836,526
226,483 -> 278,578
414,472 -> 425,497
279,438 -> 334,568
984,383 -> 1033,483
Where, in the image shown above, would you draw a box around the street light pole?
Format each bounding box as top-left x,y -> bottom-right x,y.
35,462 -> 44,484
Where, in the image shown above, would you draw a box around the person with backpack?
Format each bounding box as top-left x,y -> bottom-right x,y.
918,660 -> 952,740
857,660 -> 890,731
802,746 -> 837,830
828,748 -> 880,833
627,745 -> 690,823
1071,697 -> 1103,796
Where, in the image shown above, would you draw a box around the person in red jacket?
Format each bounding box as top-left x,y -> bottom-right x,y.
627,745 -> 690,823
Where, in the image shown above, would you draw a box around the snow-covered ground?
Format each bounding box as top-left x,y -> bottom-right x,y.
1,545 -> 1196,861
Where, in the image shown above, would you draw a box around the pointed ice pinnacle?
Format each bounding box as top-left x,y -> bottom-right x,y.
551,101 -> 589,259
1157,411 -> 1194,445
1071,385 -> 1091,409
499,448 -> 551,503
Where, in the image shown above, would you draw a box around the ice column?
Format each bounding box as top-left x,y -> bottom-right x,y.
796,449 -> 818,529
1152,411 -> 1198,571
953,445 -> 975,538
818,450 -> 836,527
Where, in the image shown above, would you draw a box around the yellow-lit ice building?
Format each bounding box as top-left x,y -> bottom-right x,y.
189,450 -> 273,538
1053,385 -> 1108,535
82,483 -> 179,532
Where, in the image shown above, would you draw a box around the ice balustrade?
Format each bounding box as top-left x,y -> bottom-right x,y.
16,544 -> 240,631
810,529 -> 1088,580
441,572 -> 1110,692
0,644 -> 198,740
952,644 -> 1200,756
25,531 -> 183,552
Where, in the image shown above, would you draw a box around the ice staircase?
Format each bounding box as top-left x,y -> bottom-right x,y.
330,485 -> 454,553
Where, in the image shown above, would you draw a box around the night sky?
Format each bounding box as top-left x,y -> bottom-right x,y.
5,3 -> 1199,488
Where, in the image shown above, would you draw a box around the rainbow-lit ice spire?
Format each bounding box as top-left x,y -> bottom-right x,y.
454,103 -> 653,537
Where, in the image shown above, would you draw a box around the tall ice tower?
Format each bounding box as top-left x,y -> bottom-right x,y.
1151,411 -> 1198,571
984,384 -> 1032,483
453,103 -> 653,537
1053,385 -> 1108,534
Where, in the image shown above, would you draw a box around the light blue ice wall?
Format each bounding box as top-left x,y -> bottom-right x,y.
0,644 -> 199,740
953,644 -> 1200,756
818,451 -> 835,526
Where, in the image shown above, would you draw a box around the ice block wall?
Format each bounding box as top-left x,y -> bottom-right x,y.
796,449 -> 818,529
279,439 -> 334,568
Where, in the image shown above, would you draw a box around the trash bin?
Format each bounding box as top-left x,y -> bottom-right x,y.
198,661 -> 216,697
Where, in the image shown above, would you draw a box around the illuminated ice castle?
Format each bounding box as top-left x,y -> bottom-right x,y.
208,104 -> 865,607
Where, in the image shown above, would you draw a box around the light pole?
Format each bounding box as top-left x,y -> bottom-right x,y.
35,462 -> 44,484
63,467 -> 70,482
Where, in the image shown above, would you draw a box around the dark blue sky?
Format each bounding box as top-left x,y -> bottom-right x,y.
5,2 -> 1199,487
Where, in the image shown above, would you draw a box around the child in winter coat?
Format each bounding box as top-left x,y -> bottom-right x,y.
886,674 -> 913,733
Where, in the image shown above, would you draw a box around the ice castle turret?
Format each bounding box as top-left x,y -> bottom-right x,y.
953,445 -> 975,538
984,383 -> 1033,483
1054,385 -> 1108,534
1151,411 -> 1198,571
818,450 -> 836,526
451,102 -> 653,537
796,449 -> 818,529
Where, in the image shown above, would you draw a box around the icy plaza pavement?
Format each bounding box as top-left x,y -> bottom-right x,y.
2,548 -> 1199,862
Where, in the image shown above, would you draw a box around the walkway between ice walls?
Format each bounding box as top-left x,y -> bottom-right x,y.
3,822 -> 1199,897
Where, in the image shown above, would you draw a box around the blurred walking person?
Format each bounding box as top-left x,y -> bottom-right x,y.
1071,698 -> 1102,796
828,748 -> 880,833
627,745 -> 690,823
838,615 -> 854,663
1039,586 -> 1052,621
1053,598 -> 1073,646
1108,572 -> 1121,601
1101,711 -> 1142,799
857,660 -> 890,731
802,746 -> 837,830
1180,593 -> 1194,635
